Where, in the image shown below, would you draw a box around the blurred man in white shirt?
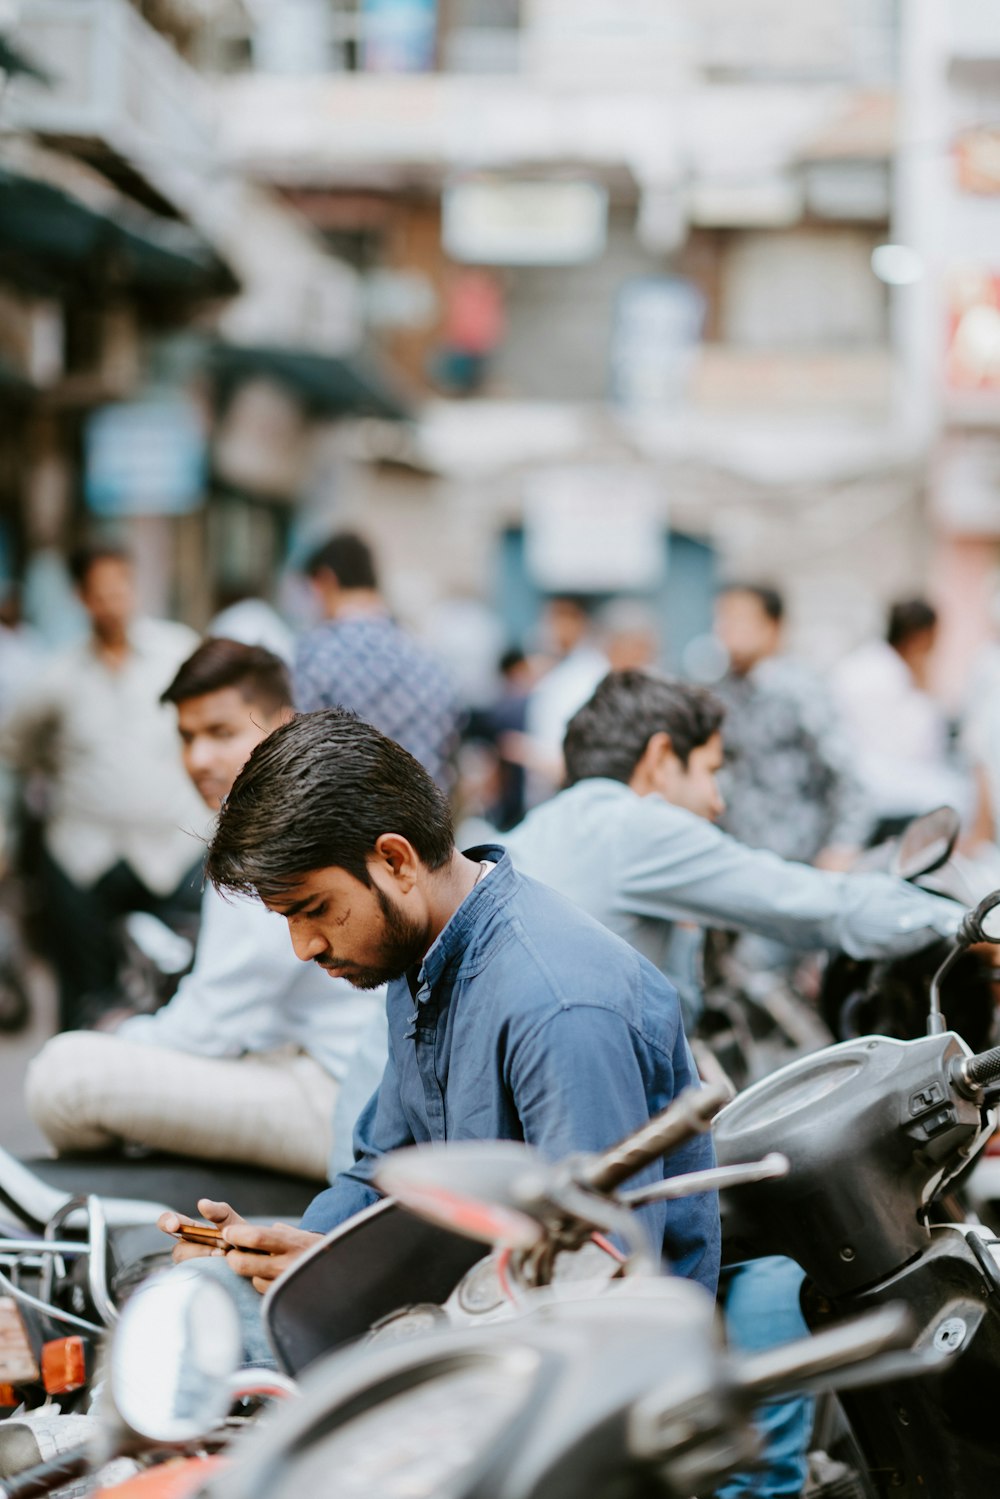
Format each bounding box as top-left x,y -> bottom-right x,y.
2,542 -> 208,1029
27,638 -> 378,1179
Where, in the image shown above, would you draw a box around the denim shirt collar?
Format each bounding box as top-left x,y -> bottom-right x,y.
411,843 -> 513,996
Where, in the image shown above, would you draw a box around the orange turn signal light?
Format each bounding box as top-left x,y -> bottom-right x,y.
0,1383 -> 18,1406
41,1337 -> 87,1395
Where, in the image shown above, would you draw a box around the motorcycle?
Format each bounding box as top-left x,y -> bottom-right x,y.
0,1143 -> 318,1419
177,1092 -> 931,1499
715,883 -> 1000,1496
0,1263 -> 292,1499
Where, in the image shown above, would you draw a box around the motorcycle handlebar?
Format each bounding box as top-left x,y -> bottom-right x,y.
961,1044 -> 1000,1091
574,1083 -> 731,1196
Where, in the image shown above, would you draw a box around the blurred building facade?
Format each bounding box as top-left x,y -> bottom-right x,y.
208,0 -> 923,667
1,0 -> 998,681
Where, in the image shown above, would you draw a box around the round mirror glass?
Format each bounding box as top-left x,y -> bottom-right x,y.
892,807 -> 960,882
111,1265 -> 242,1443
376,1143 -> 545,1249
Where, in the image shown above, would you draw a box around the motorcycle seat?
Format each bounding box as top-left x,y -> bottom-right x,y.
26,1154 -> 320,1220
2,1153 -> 319,1233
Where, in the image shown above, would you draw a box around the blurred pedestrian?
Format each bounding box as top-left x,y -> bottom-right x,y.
209,583 -> 295,665
294,531 -> 459,793
713,583 -> 871,868
1,542 -> 208,1030
524,594 -> 608,801
465,646 -> 538,832
26,639 -> 378,1178
832,598 -> 970,835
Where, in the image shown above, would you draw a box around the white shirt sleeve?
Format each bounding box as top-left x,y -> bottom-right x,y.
117,885 -> 305,1057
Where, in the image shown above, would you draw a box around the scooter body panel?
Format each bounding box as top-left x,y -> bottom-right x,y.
810,1228 -> 1000,1496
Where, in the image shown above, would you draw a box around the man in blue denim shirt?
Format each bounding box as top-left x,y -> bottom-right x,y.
161,708 -> 719,1297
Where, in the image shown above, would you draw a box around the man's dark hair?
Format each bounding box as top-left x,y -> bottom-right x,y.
499,646 -> 527,676
161,638 -> 292,716
563,670 -> 725,787
718,582 -> 784,623
68,540 -> 132,589
887,598 -> 937,648
304,531 -> 378,590
206,708 -> 454,899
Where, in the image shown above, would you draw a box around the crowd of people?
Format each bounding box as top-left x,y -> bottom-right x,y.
0,530 -> 992,1499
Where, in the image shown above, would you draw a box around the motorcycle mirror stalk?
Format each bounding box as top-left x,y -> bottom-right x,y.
927,887 -> 1000,1038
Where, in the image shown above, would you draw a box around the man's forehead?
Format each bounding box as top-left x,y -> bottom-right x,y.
262,864 -> 355,913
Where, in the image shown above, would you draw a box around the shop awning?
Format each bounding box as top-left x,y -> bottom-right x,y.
0,166 -> 238,298
207,341 -> 411,421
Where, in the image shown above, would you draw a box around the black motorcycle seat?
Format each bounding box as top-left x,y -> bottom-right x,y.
21,1154 -> 320,1224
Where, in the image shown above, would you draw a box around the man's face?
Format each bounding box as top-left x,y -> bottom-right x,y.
177,687 -> 284,812
657,731 -> 726,823
79,558 -> 135,640
266,863 -> 429,991
714,591 -> 780,675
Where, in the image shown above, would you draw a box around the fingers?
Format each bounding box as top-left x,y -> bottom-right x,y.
222,1223 -> 318,1256
227,1249 -> 287,1282
196,1199 -> 243,1227
158,1210 -> 195,1236
171,1239 -> 224,1264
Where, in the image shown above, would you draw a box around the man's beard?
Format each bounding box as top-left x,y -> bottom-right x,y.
321,885 -> 427,991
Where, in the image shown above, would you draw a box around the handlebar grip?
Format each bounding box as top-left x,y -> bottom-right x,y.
574,1083 -> 731,1196
0,1447 -> 90,1499
963,1045 -> 1000,1090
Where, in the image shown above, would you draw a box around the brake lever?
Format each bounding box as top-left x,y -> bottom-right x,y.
620,1154 -> 789,1207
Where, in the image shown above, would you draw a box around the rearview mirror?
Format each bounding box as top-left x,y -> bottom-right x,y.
891,807 -> 961,882
110,1266 -> 242,1444
375,1142 -> 545,1250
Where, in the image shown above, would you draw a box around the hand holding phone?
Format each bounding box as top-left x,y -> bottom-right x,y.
173,1221 -> 229,1250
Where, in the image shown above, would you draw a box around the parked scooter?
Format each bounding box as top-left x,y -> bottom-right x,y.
0,1264 -> 292,1499
0,1143 -> 318,1419
180,1094 -> 931,1499
715,884 -> 1000,1496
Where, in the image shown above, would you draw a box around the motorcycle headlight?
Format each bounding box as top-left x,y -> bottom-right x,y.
274,1349 -> 539,1499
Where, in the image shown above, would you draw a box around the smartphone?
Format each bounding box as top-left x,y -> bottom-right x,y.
173,1221 -> 229,1250
173,1221 -> 268,1255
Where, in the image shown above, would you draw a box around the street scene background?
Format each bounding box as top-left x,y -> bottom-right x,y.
1,0 -> 1000,1146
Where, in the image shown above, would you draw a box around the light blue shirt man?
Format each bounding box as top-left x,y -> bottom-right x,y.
503,776 -> 961,1026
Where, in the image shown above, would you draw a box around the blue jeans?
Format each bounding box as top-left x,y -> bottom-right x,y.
716,1256 -> 814,1498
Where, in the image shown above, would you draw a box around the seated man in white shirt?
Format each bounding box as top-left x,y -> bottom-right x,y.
26,639 -> 378,1180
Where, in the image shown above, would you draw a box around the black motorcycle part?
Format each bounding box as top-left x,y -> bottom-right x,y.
264,1198 -> 484,1375
820,946 -> 994,1052
0,1446 -> 89,1499
17,1155 -> 318,1227
807,1229 -> 1000,1497
716,1034 -> 985,1295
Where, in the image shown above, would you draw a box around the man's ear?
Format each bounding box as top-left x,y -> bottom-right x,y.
371,833 -> 420,893
629,731 -> 675,795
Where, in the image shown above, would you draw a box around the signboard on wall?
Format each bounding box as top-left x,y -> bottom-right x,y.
523,466 -> 666,593
362,0 -> 437,72
84,398 -> 206,516
443,178 -> 608,266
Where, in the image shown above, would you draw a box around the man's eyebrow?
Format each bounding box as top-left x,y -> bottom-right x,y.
268,892 -> 314,917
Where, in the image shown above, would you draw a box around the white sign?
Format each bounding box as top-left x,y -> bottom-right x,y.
524,466 -> 665,593
443,179 -> 608,266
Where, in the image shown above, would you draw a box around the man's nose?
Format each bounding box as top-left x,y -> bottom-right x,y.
186,737 -> 215,771
288,919 -> 326,963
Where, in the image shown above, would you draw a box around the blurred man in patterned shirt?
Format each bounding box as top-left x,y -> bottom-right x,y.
294,531 -> 459,794
713,583 -> 872,870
